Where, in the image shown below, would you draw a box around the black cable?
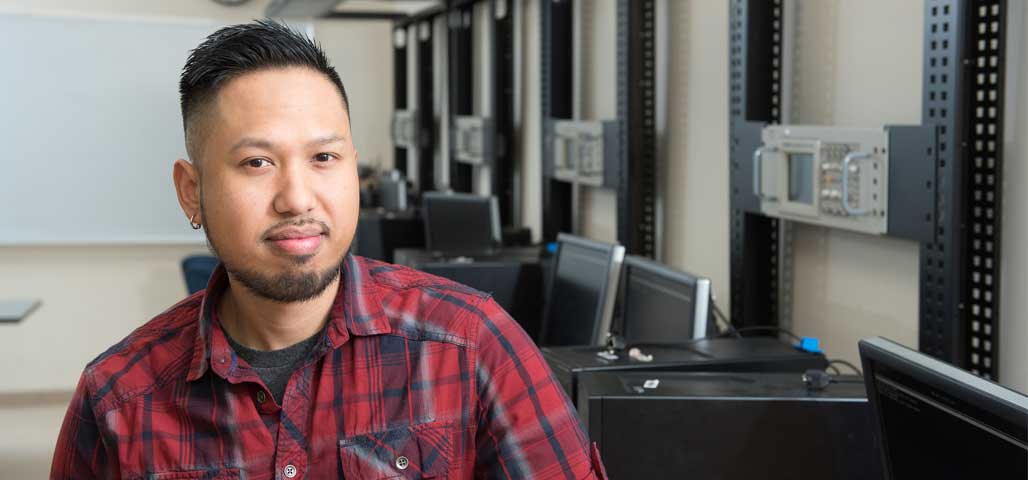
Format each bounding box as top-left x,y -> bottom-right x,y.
827,359 -> 863,377
710,300 -> 741,338
827,364 -> 841,375
625,308 -> 801,352
732,326 -> 803,344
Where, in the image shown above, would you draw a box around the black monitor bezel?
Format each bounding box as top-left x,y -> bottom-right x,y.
539,233 -> 623,347
421,191 -> 501,253
614,255 -> 710,345
859,337 -> 1028,480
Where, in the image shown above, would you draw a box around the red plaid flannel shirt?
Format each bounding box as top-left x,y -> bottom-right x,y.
52,254 -> 607,479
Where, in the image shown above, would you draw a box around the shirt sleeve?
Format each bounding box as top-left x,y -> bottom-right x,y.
472,297 -> 608,480
51,370 -> 111,479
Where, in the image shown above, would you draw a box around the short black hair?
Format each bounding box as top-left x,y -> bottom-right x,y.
179,20 -> 350,163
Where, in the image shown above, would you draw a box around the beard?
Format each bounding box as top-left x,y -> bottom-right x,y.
200,202 -> 345,304
219,255 -> 342,304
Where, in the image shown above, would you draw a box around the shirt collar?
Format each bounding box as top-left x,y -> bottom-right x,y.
187,253 -> 391,382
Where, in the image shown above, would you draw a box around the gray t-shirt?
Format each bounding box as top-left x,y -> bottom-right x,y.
223,327 -> 321,405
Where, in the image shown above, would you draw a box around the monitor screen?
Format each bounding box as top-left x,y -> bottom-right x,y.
541,235 -> 622,346
859,338 -> 1028,480
618,256 -> 709,345
422,192 -> 498,254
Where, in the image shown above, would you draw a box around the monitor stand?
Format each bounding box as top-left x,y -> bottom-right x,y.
596,333 -> 626,360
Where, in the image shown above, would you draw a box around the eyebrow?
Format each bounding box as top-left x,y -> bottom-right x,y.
229,134 -> 348,153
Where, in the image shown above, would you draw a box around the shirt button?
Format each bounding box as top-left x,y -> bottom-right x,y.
395,456 -> 409,470
256,390 -> 267,404
283,464 -> 297,478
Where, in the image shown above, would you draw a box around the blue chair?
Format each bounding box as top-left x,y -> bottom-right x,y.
181,255 -> 219,294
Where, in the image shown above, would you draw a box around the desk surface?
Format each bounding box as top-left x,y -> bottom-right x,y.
0,299 -> 41,323
393,246 -> 542,268
358,207 -> 420,221
580,371 -> 867,399
542,338 -> 829,382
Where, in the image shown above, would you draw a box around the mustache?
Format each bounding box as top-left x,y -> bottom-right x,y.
261,218 -> 331,239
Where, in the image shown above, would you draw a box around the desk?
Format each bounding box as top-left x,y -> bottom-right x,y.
542,337 -> 828,407
0,299 -> 40,323
394,247 -> 545,340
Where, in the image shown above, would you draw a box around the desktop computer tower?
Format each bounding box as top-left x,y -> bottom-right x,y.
542,337 -> 829,406
583,371 -> 882,480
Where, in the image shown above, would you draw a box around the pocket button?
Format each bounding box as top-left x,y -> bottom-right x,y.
395,456 -> 410,470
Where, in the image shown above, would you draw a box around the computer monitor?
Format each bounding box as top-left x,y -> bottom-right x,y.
418,261 -> 544,341
539,233 -> 625,347
859,337 -> 1028,479
422,192 -> 500,255
615,255 -> 710,345
378,171 -> 408,212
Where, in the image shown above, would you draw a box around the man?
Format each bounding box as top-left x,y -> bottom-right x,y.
52,20 -> 606,479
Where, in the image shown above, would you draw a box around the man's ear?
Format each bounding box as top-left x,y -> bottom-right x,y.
173,159 -> 201,224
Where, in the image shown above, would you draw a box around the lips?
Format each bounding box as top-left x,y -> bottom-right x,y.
265,225 -> 326,256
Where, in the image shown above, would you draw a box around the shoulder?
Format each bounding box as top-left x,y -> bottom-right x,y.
357,256 -> 515,349
81,291 -> 204,413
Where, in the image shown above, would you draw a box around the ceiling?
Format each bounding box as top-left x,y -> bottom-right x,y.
265,0 -> 441,18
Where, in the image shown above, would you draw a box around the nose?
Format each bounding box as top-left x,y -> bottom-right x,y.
272,162 -> 315,216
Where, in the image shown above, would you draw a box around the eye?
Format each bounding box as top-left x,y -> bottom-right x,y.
313,152 -> 336,163
244,158 -> 270,169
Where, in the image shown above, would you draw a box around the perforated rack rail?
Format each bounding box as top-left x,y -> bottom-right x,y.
728,0 -> 1008,380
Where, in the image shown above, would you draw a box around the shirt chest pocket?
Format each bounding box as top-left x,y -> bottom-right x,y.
339,420 -> 454,479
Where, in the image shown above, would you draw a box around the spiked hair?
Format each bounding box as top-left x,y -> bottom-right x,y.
179,20 -> 350,164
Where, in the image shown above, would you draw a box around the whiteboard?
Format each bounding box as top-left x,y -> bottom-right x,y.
0,14 -> 228,244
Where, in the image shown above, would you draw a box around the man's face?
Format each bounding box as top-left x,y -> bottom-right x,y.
181,67 -> 358,302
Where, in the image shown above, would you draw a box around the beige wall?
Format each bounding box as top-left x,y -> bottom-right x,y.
576,0 -> 618,242
519,0 -> 542,242
786,0 -> 923,377
663,0 -> 731,304
315,19 -> 396,171
0,246 -> 203,392
0,1 -> 392,394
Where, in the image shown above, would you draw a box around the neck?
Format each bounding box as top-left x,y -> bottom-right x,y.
218,275 -> 339,351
